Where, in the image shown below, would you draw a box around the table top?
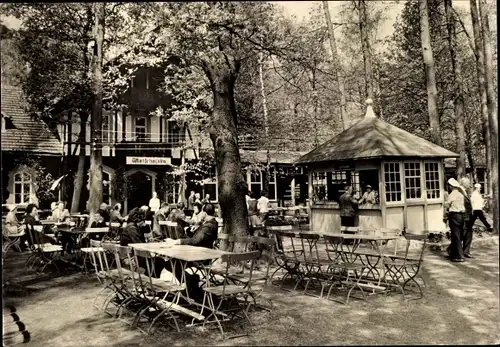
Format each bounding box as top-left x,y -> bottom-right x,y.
40,220 -> 57,225
129,243 -> 231,262
128,242 -> 171,251
316,232 -> 400,241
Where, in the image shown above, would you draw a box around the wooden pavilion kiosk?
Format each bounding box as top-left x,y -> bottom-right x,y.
295,100 -> 459,235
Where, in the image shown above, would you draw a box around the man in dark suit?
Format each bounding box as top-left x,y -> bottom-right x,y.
339,186 -> 359,227
164,203 -> 219,300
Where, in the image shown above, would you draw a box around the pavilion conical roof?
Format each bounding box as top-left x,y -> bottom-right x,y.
296,100 -> 459,165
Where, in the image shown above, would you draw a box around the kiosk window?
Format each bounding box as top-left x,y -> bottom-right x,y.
384,162 -> 402,202
424,161 -> 440,199
404,162 -> 422,199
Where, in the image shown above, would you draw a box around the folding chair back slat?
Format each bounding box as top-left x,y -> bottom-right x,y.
341,226 -> 359,234
324,235 -> 346,263
166,221 -> 179,239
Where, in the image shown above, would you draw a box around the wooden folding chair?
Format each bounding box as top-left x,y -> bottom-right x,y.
297,233 -> 331,297
383,232 -> 427,300
108,244 -> 146,324
202,251 -> 260,339
267,227 -> 303,291
323,235 -> 368,304
131,248 -> 187,334
92,241 -> 119,313
102,222 -> 121,242
228,236 -> 275,311
97,243 -> 139,318
80,239 -> 104,274
26,225 -> 63,273
165,221 -> 179,239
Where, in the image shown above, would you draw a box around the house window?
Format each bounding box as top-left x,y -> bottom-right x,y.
102,112 -> 111,143
424,162 -> 440,199
327,171 -> 350,202
404,162 -> 422,199
135,117 -> 147,142
103,172 -> 110,204
384,162 -> 402,202
312,171 -> 328,203
167,120 -> 181,145
268,168 -> 276,200
203,166 -> 218,202
249,170 -> 263,198
14,172 -> 33,204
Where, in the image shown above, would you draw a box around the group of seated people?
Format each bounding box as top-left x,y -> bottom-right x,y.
118,202 -> 220,301
3,203 -> 54,251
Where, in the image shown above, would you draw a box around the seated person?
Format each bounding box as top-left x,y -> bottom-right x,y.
152,202 -> 170,239
121,207 -> 167,277
97,203 -> 111,224
164,203 -> 219,300
22,204 -> 54,249
167,202 -> 188,238
120,208 -> 148,246
51,201 -> 71,222
4,205 -> 23,237
186,202 -> 207,235
358,185 -> 378,205
109,203 -> 127,224
165,203 -> 218,248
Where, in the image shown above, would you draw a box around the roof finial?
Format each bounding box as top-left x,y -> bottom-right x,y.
365,98 -> 376,118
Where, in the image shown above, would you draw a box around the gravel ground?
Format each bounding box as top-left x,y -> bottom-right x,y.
3,239 -> 499,346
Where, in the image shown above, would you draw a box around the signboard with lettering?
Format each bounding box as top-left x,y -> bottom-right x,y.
333,161 -> 355,171
126,157 -> 172,165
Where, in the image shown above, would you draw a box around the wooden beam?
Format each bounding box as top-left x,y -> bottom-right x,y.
380,161 -> 387,228
400,160 -> 408,231
421,159 -> 429,232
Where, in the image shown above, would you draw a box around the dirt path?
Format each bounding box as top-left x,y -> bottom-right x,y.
3,242 -> 499,346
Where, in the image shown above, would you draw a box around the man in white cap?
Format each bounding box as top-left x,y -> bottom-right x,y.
444,178 -> 466,262
470,183 -> 492,231
462,183 -> 493,258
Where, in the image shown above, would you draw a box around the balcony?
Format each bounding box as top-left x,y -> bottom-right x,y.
115,138 -> 185,157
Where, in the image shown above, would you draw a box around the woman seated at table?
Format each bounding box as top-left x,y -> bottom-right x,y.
167,202 -> 189,239
120,208 -> 150,246
4,205 -> 23,237
22,204 -> 55,250
152,203 -> 171,239
185,202 -> 206,236
109,203 -> 127,225
50,201 -> 71,222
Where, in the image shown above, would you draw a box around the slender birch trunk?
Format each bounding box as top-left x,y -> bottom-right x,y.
478,0 -> 498,232
444,0 -> 467,179
419,0 -> 442,145
323,1 -> 347,130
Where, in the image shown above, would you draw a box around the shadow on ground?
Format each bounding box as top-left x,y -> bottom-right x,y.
2,242 -> 499,346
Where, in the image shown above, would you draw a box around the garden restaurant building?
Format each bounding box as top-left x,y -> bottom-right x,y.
295,100 -> 459,235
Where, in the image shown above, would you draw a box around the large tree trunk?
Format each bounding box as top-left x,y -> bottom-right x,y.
478,0 -> 498,233
88,3 -> 105,217
323,1 -> 347,130
358,0 -> 374,101
70,112 -> 88,213
258,52 -> 271,195
419,0 -> 442,145
470,0 -> 491,192
203,60 -> 249,251
444,0 -> 467,179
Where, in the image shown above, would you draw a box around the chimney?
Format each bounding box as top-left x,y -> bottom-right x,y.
364,98 -> 376,118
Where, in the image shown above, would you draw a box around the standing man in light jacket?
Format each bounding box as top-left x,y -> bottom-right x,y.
444,178 -> 467,262
469,183 -> 493,232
